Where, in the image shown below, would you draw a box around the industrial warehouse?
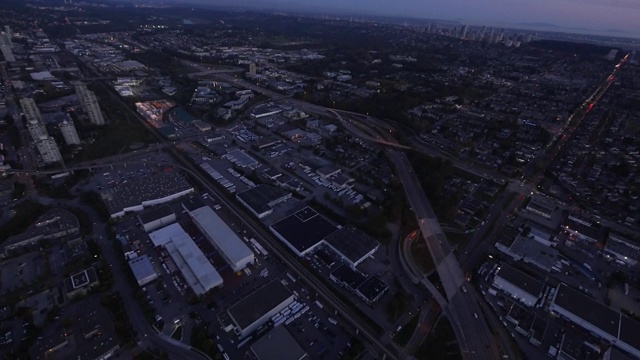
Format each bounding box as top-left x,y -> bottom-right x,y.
549,283 -> 640,359
148,223 -> 223,295
227,279 -> 294,338
187,205 -> 255,272
492,263 -> 544,307
270,208 -> 380,267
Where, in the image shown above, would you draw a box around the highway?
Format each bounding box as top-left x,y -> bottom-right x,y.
52,47 -> 403,358
182,65 -> 510,359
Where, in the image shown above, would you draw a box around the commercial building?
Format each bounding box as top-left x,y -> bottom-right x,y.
492,263 -> 544,307
227,279 -> 294,337
59,119 -> 81,145
100,172 -> 194,219
549,283 -> 640,359
149,223 -> 223,295
236,184 -> 292,218
128,255 -> 158,286
137,205 -> 176,232
250,326 -> 307,360
355,275 -> 389,304
188,205 -> 254,272
76,83 -> 105,126
563,214 -> 603,243
495,227 -> 559,272
324,227 -> 379,268
270,207 -> 338,257
525,194 -> 556,219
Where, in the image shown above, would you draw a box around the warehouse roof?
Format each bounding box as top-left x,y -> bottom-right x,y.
228,280 -> 292,330
251,326 -> 307,360
128,255 -> 156,283
620,315 -> 640,355
356,276 -> 388,302
270,207 -> 337,255
164,230 -> 223,295
552,283 -> 619,337
189,206 -> 254,266
324,227 -> 379,266
148,223 -> 186,247
138,205 -> 174,225
495,263 -> 544,298
236,184 -> 291,216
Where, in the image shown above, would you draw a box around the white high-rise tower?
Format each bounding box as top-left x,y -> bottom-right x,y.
76,83 -> 105,126
59,119 -> 81,145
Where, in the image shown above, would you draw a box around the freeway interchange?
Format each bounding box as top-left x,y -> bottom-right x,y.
34,51 -> 628,360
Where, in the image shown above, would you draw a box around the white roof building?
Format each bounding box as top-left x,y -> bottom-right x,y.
188,206 -> 254,272
128,255 -> 158,287
150,223 -> 223,295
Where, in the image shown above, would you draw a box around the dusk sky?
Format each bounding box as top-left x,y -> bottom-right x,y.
212,0 -> 640,36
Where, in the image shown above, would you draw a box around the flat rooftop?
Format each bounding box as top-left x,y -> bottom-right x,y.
165,232 -> 223,295
5,208 -> 80,246
324,227 -> 379,265
271,207 -> 337,254
138,205 -> 174,224
189,206 -> 254,267
495,263 -> 544,298
228,279 -> 293,330
508,234 -> 559,271
619,314 -> 640,355
552,283 -> 620,337
356,276 -> 388,301
236,184 -> 290,215
330,264 -> 367,291
128,255 -> 157,282
101,171 -> 193,216
250,326 -> 307,360
148,222 -> 186,247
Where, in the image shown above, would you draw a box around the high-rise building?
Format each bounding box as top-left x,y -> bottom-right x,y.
75,83 -> 105,126
35,135 -> 62,164
461,25 -> 468,39
20,98 -> 42,122
26,120 -> 48,140
0,29 -> 13,62
20,98 -> 48,140
59,119 -> 81,145
249,62 -> 256,76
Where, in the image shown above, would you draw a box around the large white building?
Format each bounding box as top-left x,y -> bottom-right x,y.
76,83 -> 105,126
26,120 -> 48,141
128,255 -> 158,286
227,280 -> 294,337
492,263 -> 544,307
138,206 -> 176,233
59,120 -> 81,145
35,135 -> 62,164
188,205 -> 254,272
550,283 -> 640,359
149,223 -> 223,295
0,30 -> 14,62
20,98 -> 42,123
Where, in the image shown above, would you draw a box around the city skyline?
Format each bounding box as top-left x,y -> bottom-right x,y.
193,0 -> 640,37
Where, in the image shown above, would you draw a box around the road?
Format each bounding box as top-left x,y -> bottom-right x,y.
32,196 -> 206,360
